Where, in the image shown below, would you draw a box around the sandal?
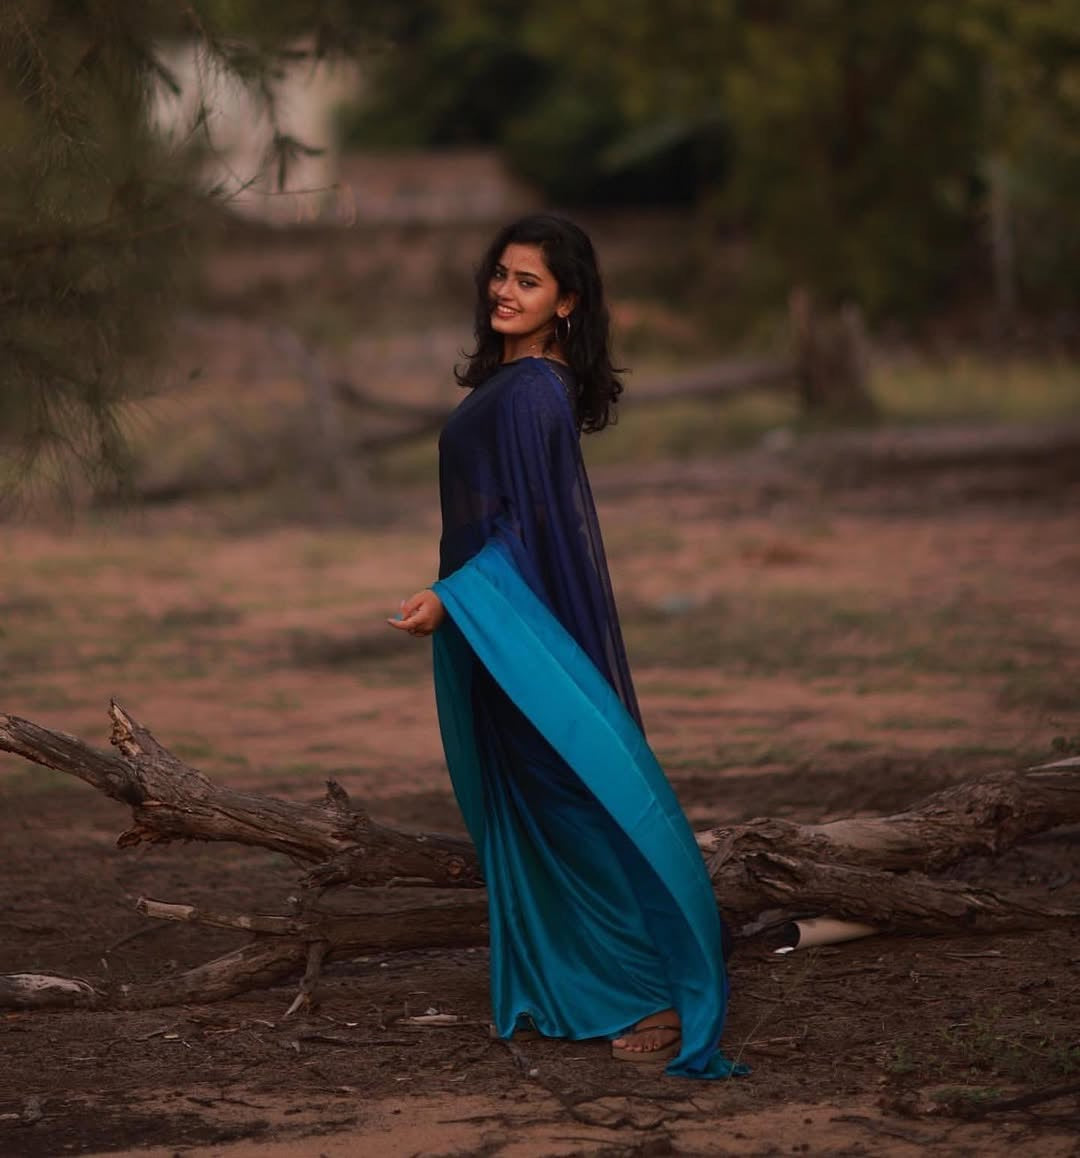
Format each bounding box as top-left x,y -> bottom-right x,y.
610,1018 -> 682,1064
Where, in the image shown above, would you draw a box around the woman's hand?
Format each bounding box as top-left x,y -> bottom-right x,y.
387,589 -> 446,637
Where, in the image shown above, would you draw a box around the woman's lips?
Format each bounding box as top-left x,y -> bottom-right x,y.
493,304 -> 518,319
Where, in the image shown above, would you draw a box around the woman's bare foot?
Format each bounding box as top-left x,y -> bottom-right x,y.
611,1009 -> 681,1061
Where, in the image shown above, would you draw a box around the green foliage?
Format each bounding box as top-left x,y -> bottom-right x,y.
337,0 -> 721,204
0,0 -> 383,499
340,0 -> 1080,314
337,0 -> 550,149
0,3 -> 188,498
4,0 -> 1080,498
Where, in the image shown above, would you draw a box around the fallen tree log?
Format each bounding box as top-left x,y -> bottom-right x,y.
0,705 -> 1077,1011
0,705 -> 482,889
697,757 -> 1080,873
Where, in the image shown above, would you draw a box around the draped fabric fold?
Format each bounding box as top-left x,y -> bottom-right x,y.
431,358 -> 746,1079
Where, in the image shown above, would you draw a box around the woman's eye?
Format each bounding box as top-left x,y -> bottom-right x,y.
519,280 -> 537,289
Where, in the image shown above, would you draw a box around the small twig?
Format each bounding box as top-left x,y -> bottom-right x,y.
293,1032 -> 415,1048
498,1036 -> 536,1076
740,988 -> 787,1004
103,922 -> 167,956
284,939 -> 329,1018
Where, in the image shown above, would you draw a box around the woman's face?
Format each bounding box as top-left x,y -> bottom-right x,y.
488,243 -> 573,343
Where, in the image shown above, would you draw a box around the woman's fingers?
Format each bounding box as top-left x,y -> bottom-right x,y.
386,611 -> 432,635
387,589 -> 443,636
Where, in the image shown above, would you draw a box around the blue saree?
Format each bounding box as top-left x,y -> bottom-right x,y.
431,357 -> 745,1079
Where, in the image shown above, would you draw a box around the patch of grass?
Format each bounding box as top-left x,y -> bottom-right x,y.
603,524 -> 684,557
745,743 -> 802,766
0,763 -> 84,796
878,715 -> 967,731
998,670 -> 1080,714
884,1042 -> 921,1077
661,741 -> 806,772
931,743 -> 1018,761
0,594 -> 54,617
624,588 -> 1071,689
267,761 -> 333,779
825,739 -> 875,753
927,1086 -> 1005,1116
286,627 -> 416,667
1049,733 -> 1080,756
245,691 -> 304,712
374,434 -> 440,488
20,685 -> 76,710
172,736 -> 216,761
156,604 -> 243,630
624,588 -> 893,674
283,626 -> 430,685
299,537 -> 367,570
936,1009 -> 1080,1085
584,393 -> 801,468
636,680 -> 719,699
874,355 -> 1080,426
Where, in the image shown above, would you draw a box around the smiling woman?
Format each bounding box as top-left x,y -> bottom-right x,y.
387,214 -> 745,1079
452,214 -> 624,433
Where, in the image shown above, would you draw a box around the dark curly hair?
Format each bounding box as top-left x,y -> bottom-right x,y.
455,214 -> 624,432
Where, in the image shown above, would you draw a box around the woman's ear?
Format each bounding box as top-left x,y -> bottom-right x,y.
557,291 -> 580,318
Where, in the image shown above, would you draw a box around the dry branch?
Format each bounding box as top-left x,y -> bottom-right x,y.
1,704 -> 1077,1011
0,704 -> 482,888
698,760 -> 1080,874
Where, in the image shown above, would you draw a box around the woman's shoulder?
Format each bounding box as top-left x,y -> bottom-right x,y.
495,358 -> 575,420
496,357 -> 574,401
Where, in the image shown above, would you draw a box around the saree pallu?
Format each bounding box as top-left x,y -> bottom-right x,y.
432,359 -> 746,1079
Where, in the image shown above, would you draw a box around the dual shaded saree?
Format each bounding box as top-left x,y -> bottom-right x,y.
431,357 -> 745,1078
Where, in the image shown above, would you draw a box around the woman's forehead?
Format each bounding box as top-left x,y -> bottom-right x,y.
496,243 -> 550,278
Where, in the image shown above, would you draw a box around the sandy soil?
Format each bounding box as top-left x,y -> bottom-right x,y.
2,439 -> 1079,1157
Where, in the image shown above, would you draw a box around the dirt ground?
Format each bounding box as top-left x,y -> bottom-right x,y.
2,433 -> 1079,1157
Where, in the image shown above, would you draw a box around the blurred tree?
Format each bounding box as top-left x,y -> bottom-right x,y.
4,0 -> 1078,502
337,0 -> 550,148
345,0 -> 1080,317
0,0 -> 381,501
974,0 -> 1080,315
551,0 -> 1080,317
718,0 -> 1080,316
337,0 -> 726,205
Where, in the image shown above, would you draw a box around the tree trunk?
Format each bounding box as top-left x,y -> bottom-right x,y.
1,705 -> 1076,1011
790,287 -> 877,418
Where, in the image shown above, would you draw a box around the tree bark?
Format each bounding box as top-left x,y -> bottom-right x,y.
790,288 -> 877,418
697,759 -> 1080,874
0,705 -> 482,889
1,705 -> 1077,1011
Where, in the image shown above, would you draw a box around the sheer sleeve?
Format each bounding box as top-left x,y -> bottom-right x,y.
442,360 -> 642,728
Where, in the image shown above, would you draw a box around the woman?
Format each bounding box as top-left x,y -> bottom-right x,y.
389,214 -> 744,1079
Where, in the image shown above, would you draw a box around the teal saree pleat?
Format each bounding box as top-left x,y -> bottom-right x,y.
433,539 -> 747,1079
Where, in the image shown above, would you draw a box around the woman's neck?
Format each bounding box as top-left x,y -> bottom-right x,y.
502,336 -> 566,365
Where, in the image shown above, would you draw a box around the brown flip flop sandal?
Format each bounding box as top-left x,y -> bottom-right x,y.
610,1022 -> 682,1064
